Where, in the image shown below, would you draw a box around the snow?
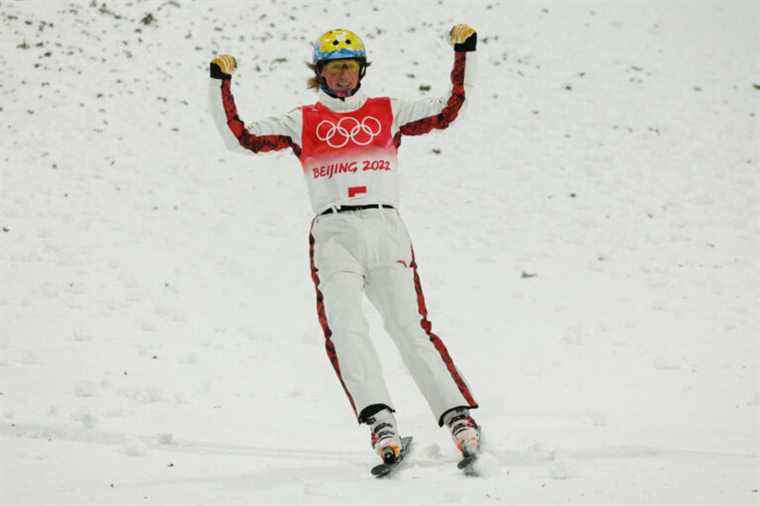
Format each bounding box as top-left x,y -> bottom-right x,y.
1,0 -> 758,504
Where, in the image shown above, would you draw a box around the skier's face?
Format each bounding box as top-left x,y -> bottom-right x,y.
321,59 -> 361,97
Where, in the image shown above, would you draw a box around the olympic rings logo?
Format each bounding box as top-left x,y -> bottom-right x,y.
316,116 -> 382,148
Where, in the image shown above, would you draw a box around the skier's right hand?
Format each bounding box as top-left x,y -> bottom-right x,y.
210,54 -> 237,80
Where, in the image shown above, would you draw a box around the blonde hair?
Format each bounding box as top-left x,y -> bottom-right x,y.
306,62 -> 320,90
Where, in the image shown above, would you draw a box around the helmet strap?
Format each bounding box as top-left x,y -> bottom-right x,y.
319,78 -> 362,99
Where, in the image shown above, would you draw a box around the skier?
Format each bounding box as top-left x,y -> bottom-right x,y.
209,26 -> 481,467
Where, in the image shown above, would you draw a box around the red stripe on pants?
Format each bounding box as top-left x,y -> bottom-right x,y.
308,223 -> 358,418
410,247 -> 478,408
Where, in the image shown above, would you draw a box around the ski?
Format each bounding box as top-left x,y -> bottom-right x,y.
457,451 -> 479,476
370,436 -> 413,478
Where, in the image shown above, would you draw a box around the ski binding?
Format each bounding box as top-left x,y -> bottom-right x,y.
370,436 -> 413,478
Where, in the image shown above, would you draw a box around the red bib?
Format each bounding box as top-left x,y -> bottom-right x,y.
299,97 -> 400,213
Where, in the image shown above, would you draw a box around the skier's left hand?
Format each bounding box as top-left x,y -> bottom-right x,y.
449,24 -> 477,51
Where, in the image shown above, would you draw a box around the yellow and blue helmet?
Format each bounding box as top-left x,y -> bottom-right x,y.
312,28 -> 367,65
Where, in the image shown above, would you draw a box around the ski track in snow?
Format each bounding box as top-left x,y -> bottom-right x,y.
5,420 -> 757,465
1,0 -> 758,504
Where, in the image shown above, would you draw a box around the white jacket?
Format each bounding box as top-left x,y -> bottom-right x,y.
209,51 -> 477,214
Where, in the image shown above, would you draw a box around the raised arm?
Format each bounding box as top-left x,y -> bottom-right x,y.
391,24 -> 477,139
209,55 -> 302,157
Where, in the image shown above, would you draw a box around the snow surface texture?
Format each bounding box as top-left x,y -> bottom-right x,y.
1,0 -> 758,504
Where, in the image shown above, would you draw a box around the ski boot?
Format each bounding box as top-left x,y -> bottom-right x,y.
367,408 -> 402,464
444,408 -> 481,457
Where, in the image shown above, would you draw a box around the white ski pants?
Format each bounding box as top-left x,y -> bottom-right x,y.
308,207 -> 478,426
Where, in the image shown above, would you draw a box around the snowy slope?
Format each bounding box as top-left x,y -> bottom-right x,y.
1,0 -> 758,504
